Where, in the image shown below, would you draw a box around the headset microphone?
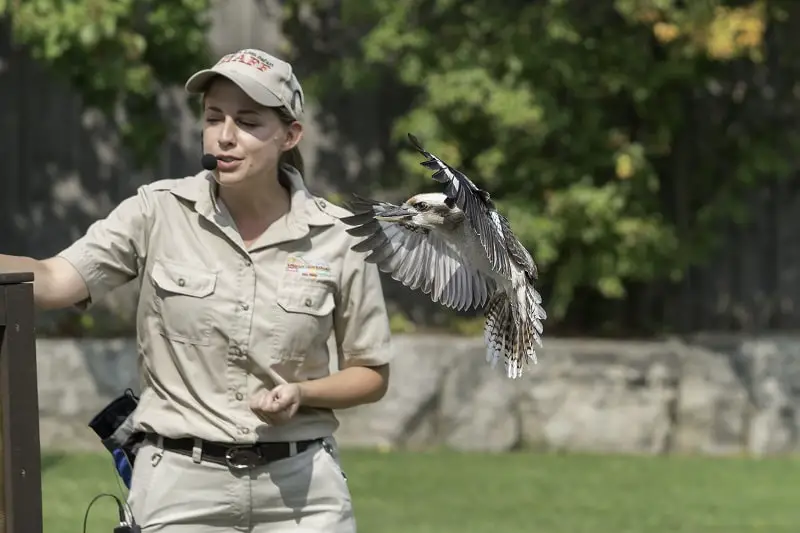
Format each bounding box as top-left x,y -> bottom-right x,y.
201,153 -> 218,171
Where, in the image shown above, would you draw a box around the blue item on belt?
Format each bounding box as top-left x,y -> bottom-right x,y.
112,447 -> 134,488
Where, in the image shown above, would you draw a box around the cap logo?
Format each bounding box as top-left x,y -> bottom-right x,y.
216,50 -> 274,73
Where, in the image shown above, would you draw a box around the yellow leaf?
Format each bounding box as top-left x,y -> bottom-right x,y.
615,153 -> 634,180
653,22 -> 680,44
704,1 -> 766,60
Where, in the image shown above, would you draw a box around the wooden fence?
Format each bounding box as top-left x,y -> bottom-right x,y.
0,273 -> 42,533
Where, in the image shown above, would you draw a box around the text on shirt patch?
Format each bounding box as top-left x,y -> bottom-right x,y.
285,255 -> 332,279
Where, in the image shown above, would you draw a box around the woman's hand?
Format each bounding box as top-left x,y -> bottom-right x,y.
250,384 -> 303,425
250,364 -> 390,424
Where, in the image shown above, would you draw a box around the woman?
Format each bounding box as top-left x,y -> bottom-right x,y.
0,48 -> 393,531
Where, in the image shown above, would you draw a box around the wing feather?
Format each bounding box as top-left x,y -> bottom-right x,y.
340,196 -> 497,311
498,212 -> 539,279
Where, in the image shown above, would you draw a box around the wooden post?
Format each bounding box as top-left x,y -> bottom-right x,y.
0,273 -> 43,533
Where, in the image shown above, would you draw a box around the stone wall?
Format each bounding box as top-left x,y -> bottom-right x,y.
34,334 -> 800,457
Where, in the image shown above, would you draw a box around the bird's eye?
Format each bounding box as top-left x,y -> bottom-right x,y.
416,202 -> 429,211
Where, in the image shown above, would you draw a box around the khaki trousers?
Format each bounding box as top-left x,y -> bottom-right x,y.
127,437 -> 355,532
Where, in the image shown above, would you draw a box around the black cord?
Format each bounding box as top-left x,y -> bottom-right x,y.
81,492 -> 140,533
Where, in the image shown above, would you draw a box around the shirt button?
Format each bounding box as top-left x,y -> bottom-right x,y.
318,199 -> 327,208
241,427 -> 250,434
178,278 -> 186,287
304,298 -> 313,307
241,303 -> 249,311
235,392 -> 244,401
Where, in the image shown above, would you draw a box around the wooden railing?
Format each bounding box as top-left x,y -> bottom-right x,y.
0,273 -> 43,533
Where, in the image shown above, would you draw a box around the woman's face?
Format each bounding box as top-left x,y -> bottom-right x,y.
202,77 -> 301,188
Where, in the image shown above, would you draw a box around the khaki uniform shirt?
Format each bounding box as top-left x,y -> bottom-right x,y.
57,165 -> 393,443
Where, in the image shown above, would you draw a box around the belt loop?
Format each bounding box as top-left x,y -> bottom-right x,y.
192,438 -> 203,464
289,442 -> 298,457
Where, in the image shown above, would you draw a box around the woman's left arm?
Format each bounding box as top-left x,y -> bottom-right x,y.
298,363 -> 390,409
251,240 -> 393,422
299,240 -> 394,408
251,364 -> 390,423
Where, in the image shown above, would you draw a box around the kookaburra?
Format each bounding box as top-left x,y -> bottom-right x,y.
340,134 -> 547,379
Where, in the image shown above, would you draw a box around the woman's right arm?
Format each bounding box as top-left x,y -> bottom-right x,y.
0,255 -> 89,310
0,185 -> 156,312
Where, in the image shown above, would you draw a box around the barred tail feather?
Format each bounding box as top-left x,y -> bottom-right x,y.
484,289 -> 544,379
527,283 -> 546,347
484,294 -> 510,369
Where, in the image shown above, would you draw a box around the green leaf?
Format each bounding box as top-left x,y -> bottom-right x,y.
9,0 -> 213,167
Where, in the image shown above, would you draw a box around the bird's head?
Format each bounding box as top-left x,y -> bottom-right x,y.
374,192 -> 461,230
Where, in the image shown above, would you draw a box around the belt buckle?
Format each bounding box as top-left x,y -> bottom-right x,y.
224,446 -> 262,470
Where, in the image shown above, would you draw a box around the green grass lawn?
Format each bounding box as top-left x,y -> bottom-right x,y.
43,449 -> 800,533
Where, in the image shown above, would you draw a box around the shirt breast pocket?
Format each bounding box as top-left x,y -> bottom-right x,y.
149,260 -> 218,346
273,278 -> 336,360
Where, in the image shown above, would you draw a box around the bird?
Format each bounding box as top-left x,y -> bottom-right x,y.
338,133 -> 547,379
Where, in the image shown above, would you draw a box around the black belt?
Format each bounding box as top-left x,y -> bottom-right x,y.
146,433 -> 322,470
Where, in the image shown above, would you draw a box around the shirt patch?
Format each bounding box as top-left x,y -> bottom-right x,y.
285,255 -> 333,280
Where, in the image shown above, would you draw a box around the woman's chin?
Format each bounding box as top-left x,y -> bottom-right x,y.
215,169 -> 249,187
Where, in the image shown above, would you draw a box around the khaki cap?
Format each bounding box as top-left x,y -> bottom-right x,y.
185,48 -> 305,120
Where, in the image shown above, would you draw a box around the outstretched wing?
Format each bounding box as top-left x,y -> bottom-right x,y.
340,195 -> 497,312
407,133 -> 512,279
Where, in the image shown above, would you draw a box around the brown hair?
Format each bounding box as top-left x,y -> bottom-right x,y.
274,106 -> 304,177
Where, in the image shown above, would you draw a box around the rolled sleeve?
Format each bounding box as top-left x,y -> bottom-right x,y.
57,186 -> 154,309
334,245 -> 393,368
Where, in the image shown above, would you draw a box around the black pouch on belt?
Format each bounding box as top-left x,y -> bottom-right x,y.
87,388 -> 146,481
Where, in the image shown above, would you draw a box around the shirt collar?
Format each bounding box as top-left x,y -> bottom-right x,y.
168,165 -> 335,251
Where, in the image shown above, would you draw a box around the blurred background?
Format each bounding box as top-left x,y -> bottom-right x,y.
3,0 -> 800,531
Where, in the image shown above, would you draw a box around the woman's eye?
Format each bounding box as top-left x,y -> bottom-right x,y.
417,202 -> 428,211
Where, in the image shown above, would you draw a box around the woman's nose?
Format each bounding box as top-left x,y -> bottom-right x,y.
218,117 -> 237,147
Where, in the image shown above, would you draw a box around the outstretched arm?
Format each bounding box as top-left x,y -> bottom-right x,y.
0,255 -> 88,310
1,186 -> 154,312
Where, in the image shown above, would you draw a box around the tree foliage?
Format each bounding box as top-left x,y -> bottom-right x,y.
5,0 -> 798,334
1,0 -> 213,165
283,0 -> 798,324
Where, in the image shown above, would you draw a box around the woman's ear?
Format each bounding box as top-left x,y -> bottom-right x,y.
283,121 -> 303,151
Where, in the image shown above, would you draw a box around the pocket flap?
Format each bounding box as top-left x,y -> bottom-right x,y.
150,260 -> 217,298
277,280 -> 335,316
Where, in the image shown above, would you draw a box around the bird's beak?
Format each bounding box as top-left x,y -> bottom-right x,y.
374,205 -> 416,222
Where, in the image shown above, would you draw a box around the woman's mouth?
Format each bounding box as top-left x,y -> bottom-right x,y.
216,155 -> 242,171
